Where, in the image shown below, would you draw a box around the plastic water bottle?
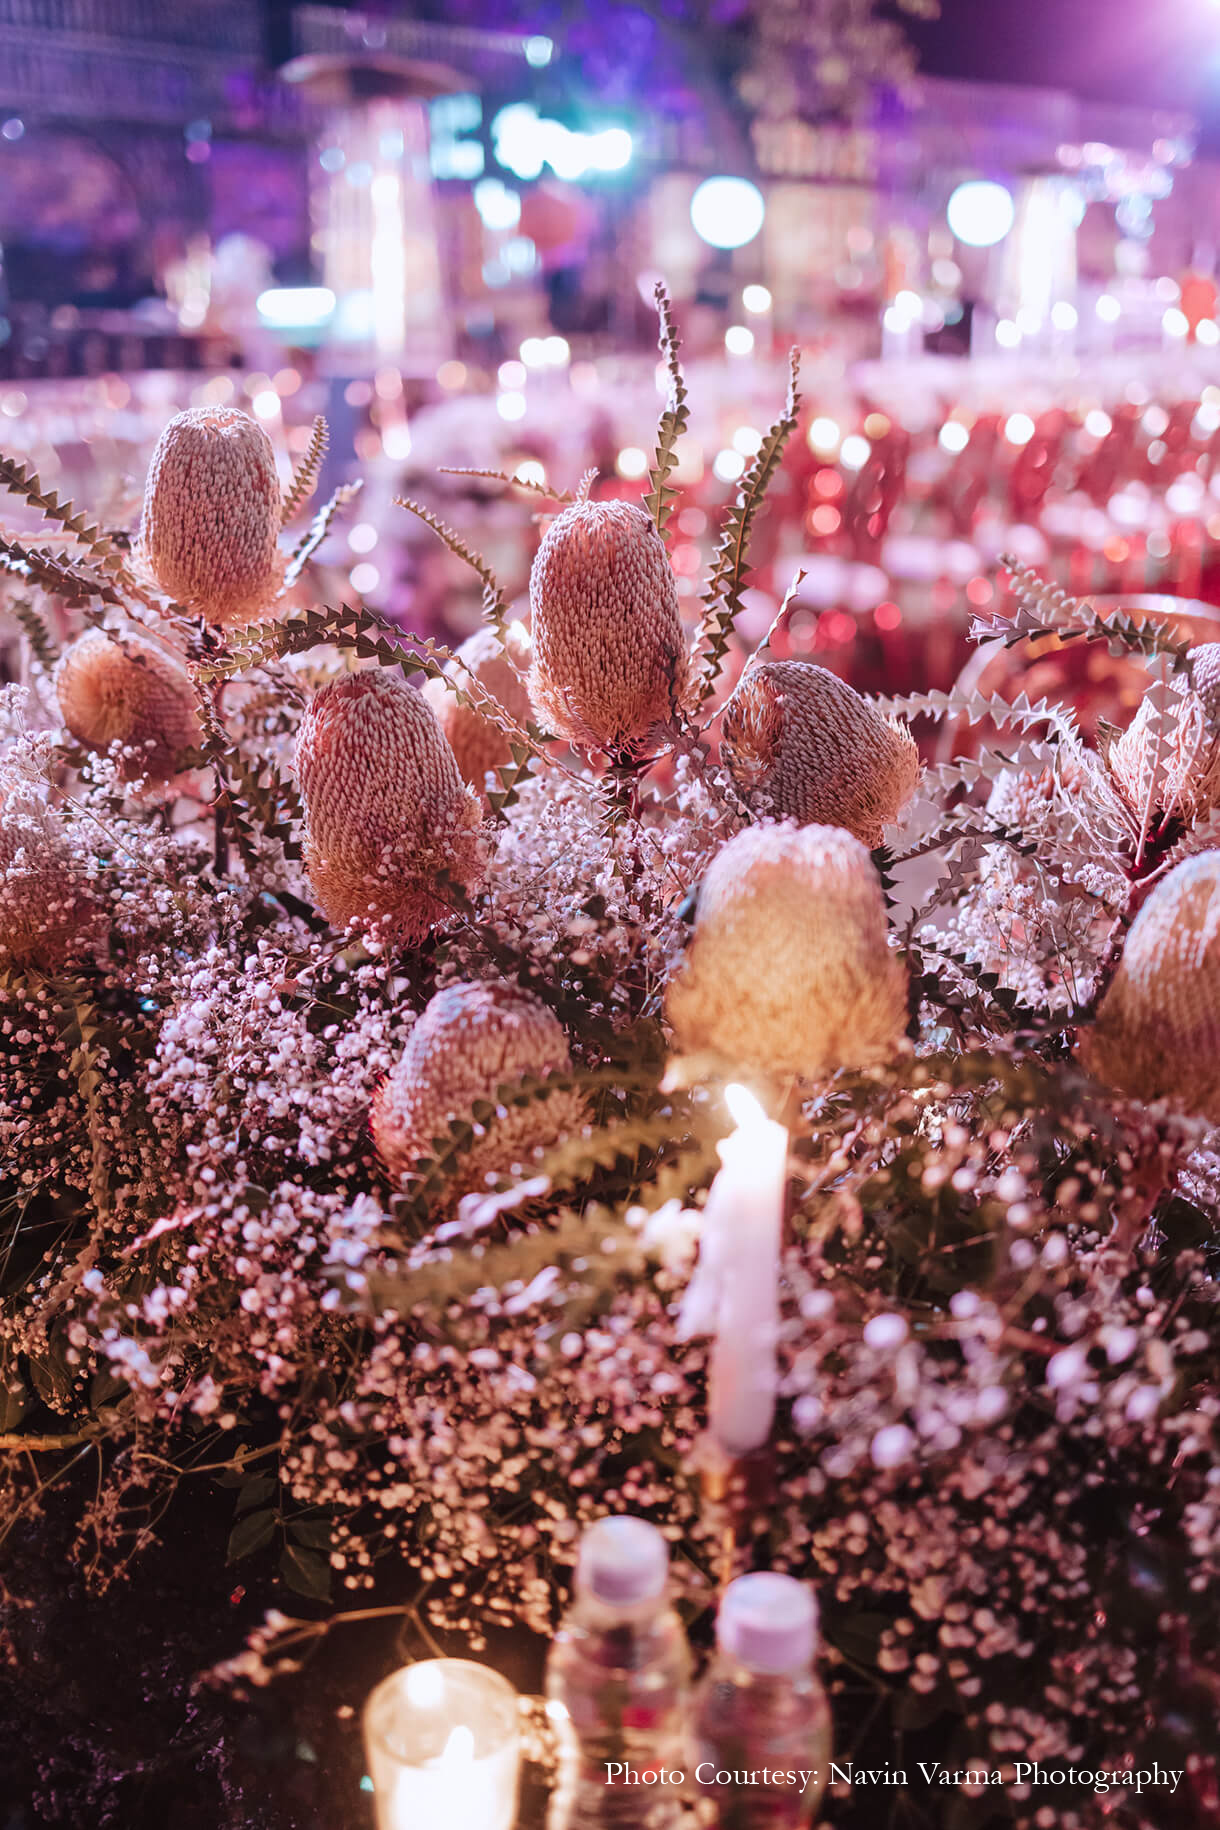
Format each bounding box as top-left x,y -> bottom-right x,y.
546,1516 -> 692,1828
692,1573 -> 831,1828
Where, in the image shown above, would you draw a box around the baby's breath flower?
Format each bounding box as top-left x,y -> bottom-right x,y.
371,978 -> 587,1199
721,658 -> 920,845
1080,849 -> 1220,1120
55,629 -> 201,784
0,768 -> 99,969
528,499 -> 687,759
666,821 -> 908,1081
138,405 -> 284,623
295,670 -> 486,943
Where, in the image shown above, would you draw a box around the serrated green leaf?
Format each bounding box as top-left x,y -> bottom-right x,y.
689,348 -> 801,712
643,283 -> 689,540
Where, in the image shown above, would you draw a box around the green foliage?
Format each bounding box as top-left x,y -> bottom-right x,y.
0,453 -> 131,582
199,601 -> 545,774
281,415 -> 329,525
396,495 -> 512,643
689,348 -> 801,714
217,744 -> 305,864
438,466 -> 576,504
282,480 -> 362,590
0,528 -> 123,606
383,1063 -> 653,1234
347,1203 -> 645,1321
643,282 -> 689,540
65,986 -> 110,1222
992,557 -> 1193,664
7,595 -> 59,673
485,741 -> 539,824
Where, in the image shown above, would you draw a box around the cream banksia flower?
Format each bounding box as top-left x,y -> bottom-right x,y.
422,622 -> 532,802
1080,851 -> 1220,1120
371,978 -> 587,1198
528,499 -> 688,759
55,629 -> 202,785
666,822 -> 909,1082
720,659 -> 920,846
138,405 -> 284,624
0,769 -> 98,970
295,670 -> 485,942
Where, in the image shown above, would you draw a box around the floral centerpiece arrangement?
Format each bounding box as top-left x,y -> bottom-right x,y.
1,292 -> 1219,1828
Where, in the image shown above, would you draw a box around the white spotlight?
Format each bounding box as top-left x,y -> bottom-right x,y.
690,177 -> 766,250
947,180 -> 1015,248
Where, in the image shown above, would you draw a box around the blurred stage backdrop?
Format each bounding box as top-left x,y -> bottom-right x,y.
3,0 -> 1220,687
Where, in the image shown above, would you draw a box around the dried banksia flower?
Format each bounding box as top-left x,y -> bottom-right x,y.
422,622 -> 532,802
528,499 -> 688,759
1108,645 -> 1220,827
0,769 -> 98,970
371,978 -> 587,1197
721,659 -> 920,846
138,406 -> 284,624
295,670 -> 485,942
1080,851 -> 1220,1120
55,629 -> 202,784
666,822 -> 908,1081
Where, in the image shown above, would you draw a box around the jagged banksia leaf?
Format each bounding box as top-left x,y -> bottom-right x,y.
0,769 -> 99,970
1080,851 -> 1220,1120
295,670 -> 486,942
666,822 -> 908,1081
422,621 -> 532,802
55,629 -> 202,784
138,406 -> 284,623
1109,643 -> 1220,827
721,659 -> 921,845
372,978 -> 587,1197
528,499 -> 688,759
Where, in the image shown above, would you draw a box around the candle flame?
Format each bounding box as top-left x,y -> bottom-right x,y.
724,1082 -> 768,1131
404,1661 -> 446,1707
440,1724 -> 475,1769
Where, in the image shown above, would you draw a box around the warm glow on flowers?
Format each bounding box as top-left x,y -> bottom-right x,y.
666,822 -> 909,1081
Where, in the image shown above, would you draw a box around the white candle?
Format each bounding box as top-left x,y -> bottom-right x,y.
364,1658 -> 520,1830
678,1083 -> 788,1456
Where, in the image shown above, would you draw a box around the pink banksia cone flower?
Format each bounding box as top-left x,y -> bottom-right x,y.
55,629 -> 202,784
0,770 -> 99,971
295,670 -> 486,942
666,822 -> 909,1082
1109,643 -> 1220,827
1080,850 -> 1220,1120
138,406 -> 284,624
371,978 -> 588,1198
528,498 -> 688,759
720,659 -> 920,846
422,621 -> 533,802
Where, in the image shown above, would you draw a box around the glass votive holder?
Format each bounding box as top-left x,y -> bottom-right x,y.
363,1657 -> 520,1830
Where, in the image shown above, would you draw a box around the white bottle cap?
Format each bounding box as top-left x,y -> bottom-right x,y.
717,1573 -> 818,1674
575,1516 -> 670,1606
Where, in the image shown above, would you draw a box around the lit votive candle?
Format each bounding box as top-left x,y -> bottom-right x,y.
363,1658 -> 520,1830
